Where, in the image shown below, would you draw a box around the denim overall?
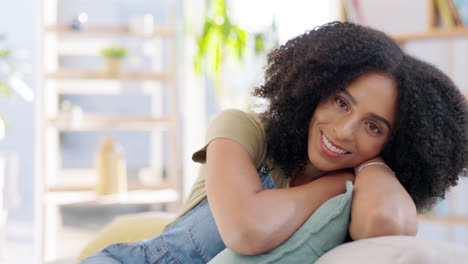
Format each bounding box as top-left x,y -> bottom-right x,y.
80,165 -> 276,264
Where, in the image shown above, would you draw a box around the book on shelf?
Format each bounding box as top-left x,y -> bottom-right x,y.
343,0 -> 365,24
342,0 -> 434,35
448,0 -> 464,26
435,0 -> 457,28
453,0 -> 468,25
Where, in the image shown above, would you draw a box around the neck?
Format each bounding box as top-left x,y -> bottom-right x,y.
290,161 -> 325,187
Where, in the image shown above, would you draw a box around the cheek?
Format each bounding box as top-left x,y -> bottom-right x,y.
307,106 -> 338,147
307,121 -> 316,149
355,134 -> 387,158
309,107 -> 333,131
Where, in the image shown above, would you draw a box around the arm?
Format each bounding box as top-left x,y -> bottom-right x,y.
206,138 -> 354,255
349,157 -> 418,240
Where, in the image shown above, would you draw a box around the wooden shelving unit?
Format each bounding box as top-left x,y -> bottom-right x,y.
419,215 -> 468,225
45,24 -> 174,37
45,70 -> 172,81
45,189 -> 179,206
393,27 -> 468,43
49,113 -> 170,131
338,0 -> 468,43
46,183 -> 173,193
38,2 -> 181,263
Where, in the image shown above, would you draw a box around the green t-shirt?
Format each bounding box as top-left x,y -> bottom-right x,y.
163,109 -> 289,229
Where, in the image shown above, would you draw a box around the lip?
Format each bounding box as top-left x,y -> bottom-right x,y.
319,131 -> 350,158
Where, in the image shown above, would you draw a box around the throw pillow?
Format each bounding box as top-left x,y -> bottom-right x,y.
208,181 -> 353,264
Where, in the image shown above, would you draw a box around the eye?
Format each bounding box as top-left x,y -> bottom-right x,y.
335,96 -> 349,110
366,122 -> 382,134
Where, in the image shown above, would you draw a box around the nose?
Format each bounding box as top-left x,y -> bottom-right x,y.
332,115 -> 357,141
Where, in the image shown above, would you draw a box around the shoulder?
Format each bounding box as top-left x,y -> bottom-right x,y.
207,109 -> 264,141
208,108 -> 262,130
193,109 -> 267,166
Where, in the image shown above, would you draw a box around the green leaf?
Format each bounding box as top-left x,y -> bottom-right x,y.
0,82 -> 12,97
213,42 -> 222,96
214,0 -> 227,18
214,39 -> 222,77
0,49 -> 11,57
197,19 -> 214,56
193,53 -> 203,74
254,33 -> 265,54
100,46 -> 127,59
235,27 -> 247,60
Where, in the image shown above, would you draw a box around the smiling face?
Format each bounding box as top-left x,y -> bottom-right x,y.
307,72 -> 398,171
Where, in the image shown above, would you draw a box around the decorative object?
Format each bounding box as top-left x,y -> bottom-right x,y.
100,46 -> 127,77
59,100 -> 83,128
70,12 -> 89,31
95,137 -> 127,195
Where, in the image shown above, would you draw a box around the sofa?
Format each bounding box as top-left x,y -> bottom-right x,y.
77,212 -> 468,263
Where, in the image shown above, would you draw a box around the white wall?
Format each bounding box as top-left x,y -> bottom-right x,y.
0,0 -> 39,224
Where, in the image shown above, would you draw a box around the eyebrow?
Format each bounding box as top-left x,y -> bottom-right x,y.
369,113 -> 393,131
340,89 -> 393,131
341,89 -> 357,105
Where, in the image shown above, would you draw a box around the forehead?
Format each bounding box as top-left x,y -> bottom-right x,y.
345,73 -> 398,124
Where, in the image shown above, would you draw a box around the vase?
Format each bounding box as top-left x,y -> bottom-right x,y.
95,137 -> 127,195
103,58 -> 122,77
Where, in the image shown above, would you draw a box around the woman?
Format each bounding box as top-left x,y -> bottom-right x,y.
80,22 -> 467,264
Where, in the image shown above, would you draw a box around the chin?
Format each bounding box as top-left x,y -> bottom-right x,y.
309,156 -> 338,172
309,153 -> 354,172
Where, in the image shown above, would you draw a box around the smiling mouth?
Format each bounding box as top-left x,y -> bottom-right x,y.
321,132 -> 351,155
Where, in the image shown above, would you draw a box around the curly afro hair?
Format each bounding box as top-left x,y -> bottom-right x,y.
253,21 -> 468,213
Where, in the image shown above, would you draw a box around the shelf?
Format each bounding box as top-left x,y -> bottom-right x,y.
418,215 -> 468,225
394,27 -> 468,43
46,183 -> 173,193
45,70 -> 172,81
45,24 -> 174,37
49,113 -> 170,131
40,4 -> 181,263
56,83 -> 124,94
45,188 -> 179,206
53,80 -> 165,95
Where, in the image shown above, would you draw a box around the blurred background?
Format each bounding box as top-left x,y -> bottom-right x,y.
0,0 -> 467,263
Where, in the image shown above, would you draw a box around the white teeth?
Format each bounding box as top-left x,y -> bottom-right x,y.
322,134 -> 348,154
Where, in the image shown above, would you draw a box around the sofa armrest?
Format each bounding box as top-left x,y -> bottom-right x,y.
315,236 -> 468,264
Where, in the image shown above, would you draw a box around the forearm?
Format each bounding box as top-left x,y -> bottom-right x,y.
205,138 -> 353,254
349,163 -> 418,240
239,172 -> 352,254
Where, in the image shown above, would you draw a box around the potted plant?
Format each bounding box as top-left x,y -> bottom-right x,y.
100,46 -> 127,77
193,0 -> 277,109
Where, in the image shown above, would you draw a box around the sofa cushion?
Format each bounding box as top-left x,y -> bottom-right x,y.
77,212 -> 173,261
208,181 -> 353,264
